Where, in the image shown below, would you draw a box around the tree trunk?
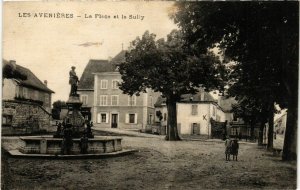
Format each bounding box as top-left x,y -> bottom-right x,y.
165,97 -> 181,141
258,122 -> 265,146
282,94 -> 297,161
267,107 -> 274,151
281,2 -> 297,161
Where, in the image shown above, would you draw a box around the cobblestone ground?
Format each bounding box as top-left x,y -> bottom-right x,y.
2,136 -> 296,190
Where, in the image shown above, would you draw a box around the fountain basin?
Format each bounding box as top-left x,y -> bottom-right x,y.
19,136 -> 122,155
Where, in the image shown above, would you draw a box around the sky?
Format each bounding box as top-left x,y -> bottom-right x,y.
3,1 -> 178,103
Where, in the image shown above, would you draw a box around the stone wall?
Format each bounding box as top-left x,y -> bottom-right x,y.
2,100 -> 52,134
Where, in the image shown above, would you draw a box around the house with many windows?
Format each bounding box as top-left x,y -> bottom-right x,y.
155,89 -> 238,138
78,51 -> 160,130
2,60 -> 54,134
77,59 -> 112,120
93,71 -> 159,129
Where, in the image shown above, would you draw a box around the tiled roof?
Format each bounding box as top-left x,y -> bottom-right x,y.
110,50 -> 126,65
3,60 -> 54,93
78,50 -> 127,90
154,91 -> 217,107
180,91 -> 216,102
16,65 -> 54,93
78,59 -> 114,90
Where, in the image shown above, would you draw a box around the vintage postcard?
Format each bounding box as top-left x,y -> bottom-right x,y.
2,1 -> 298,189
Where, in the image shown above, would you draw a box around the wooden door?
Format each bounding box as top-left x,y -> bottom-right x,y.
111,114 -> 118,128
192,123 -> 200,135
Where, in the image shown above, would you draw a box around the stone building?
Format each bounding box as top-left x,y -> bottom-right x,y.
2,60 -> 54,134
78,51 -> 160,130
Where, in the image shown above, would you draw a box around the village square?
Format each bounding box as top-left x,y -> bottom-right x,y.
1,1 -> 298,189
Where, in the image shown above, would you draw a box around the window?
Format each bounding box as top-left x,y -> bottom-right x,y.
126,113 -> 137,124
100,80 -> 108,89
99,95 -> 107,106
129,114 -> 135,123
101,113 -> 107,123
128,95 -> 136,106
111,95 -> 119,106
2,115 -> 12,126
112,80 -> 119,89
97,113 -> 108,123
81,95 -> 88,105
23,87 -> 28,99
164,113 -> 167,121
191,105 -> 198,115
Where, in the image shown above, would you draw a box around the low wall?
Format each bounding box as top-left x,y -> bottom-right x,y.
2,100 -> 52,135
19,136 -> 123,155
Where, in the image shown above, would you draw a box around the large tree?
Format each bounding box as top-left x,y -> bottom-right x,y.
173,1 -> 298,160
119,30 -> 226,140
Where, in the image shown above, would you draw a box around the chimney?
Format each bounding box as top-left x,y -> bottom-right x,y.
44,80 -> 48,86
108,56 -> 112,62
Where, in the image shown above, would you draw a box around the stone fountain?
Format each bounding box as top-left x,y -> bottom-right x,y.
8,66 -> 132,157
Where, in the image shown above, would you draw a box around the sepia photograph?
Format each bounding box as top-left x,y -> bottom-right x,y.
1,1 -> 298,189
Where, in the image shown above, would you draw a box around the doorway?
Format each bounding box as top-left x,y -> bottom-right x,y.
111,114 -> 118,128
192,123 -> 200,135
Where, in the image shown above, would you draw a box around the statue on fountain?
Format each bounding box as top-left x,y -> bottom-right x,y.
69,66 -> 79,96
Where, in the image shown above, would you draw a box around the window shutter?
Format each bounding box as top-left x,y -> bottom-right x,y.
97,113 -> 101,123
106,113 -> 109,123
125,114 -> 129,123
134,113 -> 138,124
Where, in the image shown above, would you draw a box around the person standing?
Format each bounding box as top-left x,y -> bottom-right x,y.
225,136 -> 232,161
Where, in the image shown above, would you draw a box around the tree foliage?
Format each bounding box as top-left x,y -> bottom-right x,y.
119,30 -> 227,140
119,30 -> 226,98
52,100 -> 66,111
173,1 -> 298,159
3,60 -> 27,80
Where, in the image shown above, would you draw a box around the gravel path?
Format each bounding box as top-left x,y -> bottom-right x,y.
2,136 -> 296,190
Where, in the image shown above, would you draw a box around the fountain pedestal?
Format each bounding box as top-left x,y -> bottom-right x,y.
64,95 -> 86,138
